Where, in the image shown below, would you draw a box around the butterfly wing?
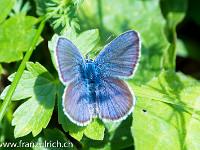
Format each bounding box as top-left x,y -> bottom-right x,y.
63,78 -> 92,126
96,77 -> 134,121
56,37 -> 92,126
95,30 -> 140,121
55,37 -> 86,84
95,30 -> 140,77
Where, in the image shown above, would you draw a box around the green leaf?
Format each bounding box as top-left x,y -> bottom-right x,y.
72,0 -> 84,7
0,64 -> 2,75
1,62 -> 56,138
32,128 -> 76,150
79,0 -> 170,86
176,39 -> 188,58
35,0 -> 51,16
161,0 -> 188,69
57,82 -> 105,141
131,70 -> 200,150
43,128 -> 75,150
73,29 -> 100,56
0,0 -> 15,24
0,13 -> 43,63
35,0 -> 81,32
83,119 -> 105,140
81,116 -> 133,150
130,70 -> 200,112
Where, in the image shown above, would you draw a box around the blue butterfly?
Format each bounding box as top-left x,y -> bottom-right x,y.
55,30 -> 141,126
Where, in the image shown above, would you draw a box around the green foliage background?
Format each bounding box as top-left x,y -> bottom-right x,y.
0,0 -> 200,149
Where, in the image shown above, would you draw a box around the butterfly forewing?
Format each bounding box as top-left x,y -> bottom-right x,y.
56,38 -> 86,84
95,30 -> 140,77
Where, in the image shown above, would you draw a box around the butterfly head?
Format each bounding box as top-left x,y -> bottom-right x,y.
86,54 -> 93,62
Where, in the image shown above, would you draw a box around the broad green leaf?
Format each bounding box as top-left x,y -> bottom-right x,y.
1,62 -> 56,138
131,70 -> 200,150
0,0 -> 15,24
79,0 -> 170,85
1,62 -> 55,100
161,0 -> 187,69
129,70 -> 200,113
57,82 -> 105,141
0,13 -> 43,63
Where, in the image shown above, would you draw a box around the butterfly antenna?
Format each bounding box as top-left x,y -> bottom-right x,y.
94,34 -> 114,55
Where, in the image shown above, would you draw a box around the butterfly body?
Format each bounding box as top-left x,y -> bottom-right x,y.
84,59 -> 99,117
55,30 -> 141,126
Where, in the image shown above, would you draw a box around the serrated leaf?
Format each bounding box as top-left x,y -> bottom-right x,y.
0,13 -> 43,63
131,70 -> 200,150
2,62 -> 56,138
1,62 -> 55,100
79,0 -> 170,86
57,82 -> 105,141
0,0 -> 15,24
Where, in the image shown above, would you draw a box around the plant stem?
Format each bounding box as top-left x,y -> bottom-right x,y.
0,19 -> 46,123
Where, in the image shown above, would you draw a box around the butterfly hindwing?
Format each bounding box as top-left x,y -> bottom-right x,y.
95,30 -> 140,77
96,77 -> 134,121
63,78 -> 92,126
